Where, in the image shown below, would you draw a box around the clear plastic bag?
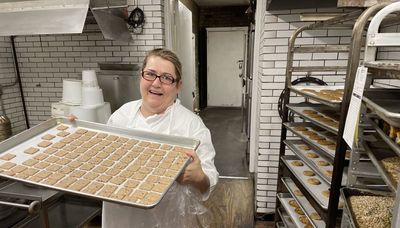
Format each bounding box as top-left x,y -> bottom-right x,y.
152,183 -> 211,228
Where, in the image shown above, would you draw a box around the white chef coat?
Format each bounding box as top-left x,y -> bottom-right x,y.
102,99 -> 219,228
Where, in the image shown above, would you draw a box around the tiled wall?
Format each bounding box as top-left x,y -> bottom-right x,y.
255,7 -> 354,213
1,2 -> 164,135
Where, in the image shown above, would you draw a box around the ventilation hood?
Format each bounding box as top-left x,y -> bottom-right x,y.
0,0 -> 89,36
0,0 -> 133,42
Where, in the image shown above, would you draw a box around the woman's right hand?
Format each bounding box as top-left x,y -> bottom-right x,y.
67,114 -> 78,122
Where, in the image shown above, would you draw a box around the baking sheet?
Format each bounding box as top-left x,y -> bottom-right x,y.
284,122 -> 339,160
363,141 -> 399,193
282,177 -> 326,228
282,155 -> 336,209
340,187 -> 394,228
285,140 -> 348,186
367,117 -> 400,157
277,207 -> 296,228
278,193 -> 313,228
287,104 -> 339,134
290,85 -> 344,108
0,118 -> 200,208
363,89 -> 400,128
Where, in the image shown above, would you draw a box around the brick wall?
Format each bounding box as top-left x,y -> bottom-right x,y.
0,37 -> 26,134
255,7 -> 355,213
2,2 -> 165,134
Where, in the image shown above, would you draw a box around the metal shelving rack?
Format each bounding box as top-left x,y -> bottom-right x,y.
274,3 -> 391,228
341,2 -> 400,228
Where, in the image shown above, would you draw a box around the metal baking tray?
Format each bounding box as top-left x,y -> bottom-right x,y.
340,187 -> 394,228
362,141 -> 398,193
282,155 -> 330,209
284,140 -> 347,186
277,193 -> 311,228
277,207 -> 296,228
367,117 -> 400,157
282,177 -> 326,228
363,89 -> 400,128
290,85 -> 344,109
287,104 -> 339,134
284,122 -> 338,160
0,118 -> 200,208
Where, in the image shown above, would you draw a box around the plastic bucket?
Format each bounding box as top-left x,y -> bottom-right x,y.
61,79 -> 82,105
82,70 -> 98,88
81,87 -> 104,107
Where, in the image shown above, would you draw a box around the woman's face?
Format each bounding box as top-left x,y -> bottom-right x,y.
140,56 -> 182,116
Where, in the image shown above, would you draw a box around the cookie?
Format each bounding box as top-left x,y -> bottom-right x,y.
310,212 -> 321,220
124,180 -> 139,188
304,151 -> 319,158
324,170 -> 333,178
152,183 -> 168,193
294,207 -> 304,215
293,189 -> 303,196
322,190 -> 330,198
56,125 -> 69,131
57,131 -> 70,137
294,126 -> 308,131
309,135 -> 324,140
317,139 -> 334,145
299,215 -> 310,225
298,144 -> 310,150
75,128 -> 88,134
307,178 -> 321,185
160,144 -> 173,150
291,161 -> 304,167
24,147 -> 40,154
302,131 -> 317,136
302,109 -> 317,115
317,160 -> 330,166
0,153 -> 16,161
288,199 -> 299,208
303,170 -> 315,176
327,144 -> 336,150
41,134 -> 56,140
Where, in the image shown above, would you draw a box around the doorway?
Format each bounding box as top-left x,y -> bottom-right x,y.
206,27 -> 248,107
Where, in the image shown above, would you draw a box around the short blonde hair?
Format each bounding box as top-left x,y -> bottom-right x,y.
142,48 -> 182,82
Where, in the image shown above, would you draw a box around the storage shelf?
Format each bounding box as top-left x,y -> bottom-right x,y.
277,207 -> 296,228
365,60 -> 400,71
289,86 -> 343,109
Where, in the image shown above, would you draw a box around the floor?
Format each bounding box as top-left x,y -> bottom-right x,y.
200,107 -> 248,177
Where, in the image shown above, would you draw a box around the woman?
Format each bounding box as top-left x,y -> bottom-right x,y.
101,48 -> 219,227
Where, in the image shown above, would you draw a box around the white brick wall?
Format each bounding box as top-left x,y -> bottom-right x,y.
0,37 -> 26,135
256,7 -> 354,214
2,2 -> 165,130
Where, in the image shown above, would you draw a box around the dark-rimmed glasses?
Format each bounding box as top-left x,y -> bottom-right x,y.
141,70 -> 176,85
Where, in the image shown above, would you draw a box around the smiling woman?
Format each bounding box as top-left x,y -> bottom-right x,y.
103,48 -> 219,228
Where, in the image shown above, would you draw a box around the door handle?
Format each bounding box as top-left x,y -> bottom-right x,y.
238,60 -> 244,78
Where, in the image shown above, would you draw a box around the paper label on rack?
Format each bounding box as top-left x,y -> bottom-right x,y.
343,66 -> 368,149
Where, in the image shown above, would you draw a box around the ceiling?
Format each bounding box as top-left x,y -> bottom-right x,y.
192,0 -> 250,7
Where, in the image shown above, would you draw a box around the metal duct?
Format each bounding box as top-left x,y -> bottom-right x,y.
0,0 -> 89,36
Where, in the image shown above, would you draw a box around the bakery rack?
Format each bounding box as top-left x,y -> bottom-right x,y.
341,2 -> 400,228
274,3 -> 392,228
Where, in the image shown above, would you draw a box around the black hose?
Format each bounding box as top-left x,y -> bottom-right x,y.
10,36 -> 30,129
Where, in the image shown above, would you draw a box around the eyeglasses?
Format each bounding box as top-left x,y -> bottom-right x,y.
141,70 -> 177,85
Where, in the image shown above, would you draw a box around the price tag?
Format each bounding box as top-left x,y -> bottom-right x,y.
343,66 -> 368,149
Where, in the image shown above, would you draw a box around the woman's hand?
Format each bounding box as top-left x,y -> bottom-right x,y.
176,150 -> 210,193
67,114 -> 78,122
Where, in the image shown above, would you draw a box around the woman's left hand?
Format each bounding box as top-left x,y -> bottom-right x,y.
176,150 -> 210,193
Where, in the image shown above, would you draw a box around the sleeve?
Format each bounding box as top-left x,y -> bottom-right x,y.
191,121 -> 219,201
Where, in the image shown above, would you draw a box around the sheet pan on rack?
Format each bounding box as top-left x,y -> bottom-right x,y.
287,103 -> 339,134
290,85 -> 344,109
363,89 -> 400,128
277,193 -> 313,228
0,118 -> 200,209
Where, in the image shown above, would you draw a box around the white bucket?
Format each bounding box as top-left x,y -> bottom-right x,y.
82,70 -> 99,88
70,106 -> 97,122
61,79 -> 82,105
81,87 -> 104,107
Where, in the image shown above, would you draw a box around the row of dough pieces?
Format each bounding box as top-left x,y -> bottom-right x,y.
287,197 -> 321,228
302,109 -> 339,129
301,88 -> 344,102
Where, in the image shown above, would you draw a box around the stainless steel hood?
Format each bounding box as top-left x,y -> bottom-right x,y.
0,0 -> 89,36
0,0 -> 133,42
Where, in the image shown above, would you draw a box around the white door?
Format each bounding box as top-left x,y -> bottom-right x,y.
172,1 -> 195,111
207,28 -> 247,107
